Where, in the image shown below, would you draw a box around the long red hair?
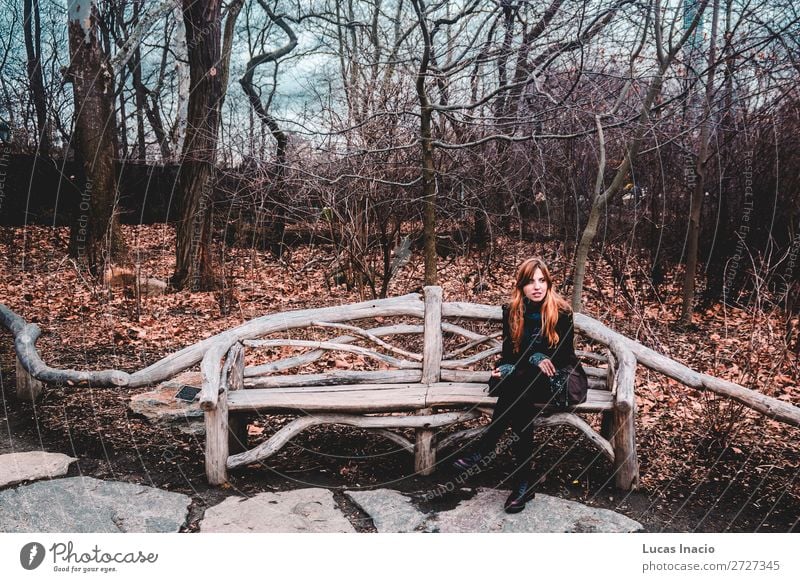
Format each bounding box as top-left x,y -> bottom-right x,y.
508,257 -> 571,353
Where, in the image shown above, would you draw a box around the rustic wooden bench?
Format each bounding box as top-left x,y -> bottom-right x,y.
199,286 -> 639,490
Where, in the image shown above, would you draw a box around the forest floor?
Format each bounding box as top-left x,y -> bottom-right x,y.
0,224 -> 798,533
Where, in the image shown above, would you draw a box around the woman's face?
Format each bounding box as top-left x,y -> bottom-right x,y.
522,267 -> 548,302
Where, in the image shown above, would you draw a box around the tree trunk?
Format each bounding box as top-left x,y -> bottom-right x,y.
573,71 -> 665,313
130,48 -> 148,160
411,0 -> 437,286
171,0 -> 223,291
24,0 -> 50,157
67,0 -> 126,274
238,0 -> 290,259
171,0 -> 189,161
680,0 -> 720,326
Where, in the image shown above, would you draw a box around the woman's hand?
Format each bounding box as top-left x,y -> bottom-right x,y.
537,358 -> 556,377
490,368 -> 502,378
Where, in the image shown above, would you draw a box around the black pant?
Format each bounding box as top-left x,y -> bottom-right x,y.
474,367 -> 551,480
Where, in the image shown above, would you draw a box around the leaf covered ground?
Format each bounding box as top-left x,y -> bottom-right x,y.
0,225 -> 797,532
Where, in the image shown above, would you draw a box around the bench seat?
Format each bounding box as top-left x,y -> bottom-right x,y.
228,383 -> 614,413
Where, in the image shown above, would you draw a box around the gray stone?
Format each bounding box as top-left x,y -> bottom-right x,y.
345,489 -> 429,532
0,452 -> 76,489
426,487 -> 643,533
0,477 -> 191,532
200,488 -> 356,533
129,371 -> 205,436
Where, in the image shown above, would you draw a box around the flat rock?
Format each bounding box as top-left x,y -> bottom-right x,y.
345,489 -> 428,532
0,477 -> 190,533
200,488 -> 356,533
129,371 -> 205,436
426,487 -> 643,533
0,452 -> 76,489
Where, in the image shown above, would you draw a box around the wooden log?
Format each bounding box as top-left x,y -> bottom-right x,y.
0,303 -> 27,335
15,323 -> 128,386
583,365 -> 608,379
228,384 -> 428,413
243,324 -> 424,376
227,410 -> 479,469
200,339 -> 236,411
441,322 -> 501,341
244,369 -> 423,388
440,367 -> 609,386
416,286 -> 443,476
224,343 -> 248,455
534,412 -> 615,462
228,381 -> 616,413
441,302 -> 499,320
601,348 -> 617,439
205,380 -> 231,486
443,331 -> 502,359
244,339 -> 422,369
310,321 -> 422,360
370,429 -> 415,454
576,349 -> 609,363
441,346 -> 502,368
610,344 -> 639,490
15,355 -> 43,401
438,414 -> 615,463
439,369 -> 492,383
421,287 -> 443,385
424,383 -> 615,411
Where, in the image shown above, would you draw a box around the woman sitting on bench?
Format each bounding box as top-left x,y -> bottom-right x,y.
452,256 -> 587,513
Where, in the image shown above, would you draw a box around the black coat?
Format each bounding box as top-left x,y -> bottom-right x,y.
498,303 -> 578,371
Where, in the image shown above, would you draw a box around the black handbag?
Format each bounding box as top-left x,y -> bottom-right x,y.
548,362 -> 589,408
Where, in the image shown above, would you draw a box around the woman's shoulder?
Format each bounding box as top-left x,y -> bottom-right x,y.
556,305 -> 574,322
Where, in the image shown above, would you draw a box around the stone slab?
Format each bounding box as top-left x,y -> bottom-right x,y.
0,452 -> 76,489
200,488 -> 356,533
426,487 -> 643,533
345,489 -> 428,532
129,372 -> 205,436
0,477 -> 191,532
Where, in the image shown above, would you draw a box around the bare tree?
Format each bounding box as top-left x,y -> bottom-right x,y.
572,0 -> 711,313
171,0 -> 225,291
239,0 -> 296,257
66,0 -> 126,273
680,0 -> 721,325
23,0 -> 50,156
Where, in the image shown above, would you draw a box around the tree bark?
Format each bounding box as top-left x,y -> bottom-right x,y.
680,0 -> 720,326
411,0 -> 438,286
171,0 -> 223,291
67,0 -> 126,274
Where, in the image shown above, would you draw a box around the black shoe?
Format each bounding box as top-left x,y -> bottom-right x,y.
452,451 -> 483,471
504,480 -> 536,513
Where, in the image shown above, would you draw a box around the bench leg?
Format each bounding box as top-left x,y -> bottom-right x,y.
612,404 -> 639,490
205,391 -> 230,486
414,408 -> 436,475
16,356 -> 43,401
